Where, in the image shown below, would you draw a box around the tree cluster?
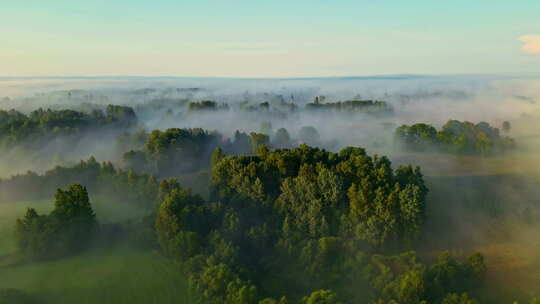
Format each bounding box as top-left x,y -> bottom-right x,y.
0,105 -> 137,149
121,127 -> 324,177
15,184 -> 96,260
395,120 -> 516,155
122,128 -> 224,176
150,145 -> 487,304
189,100 -> 230,112
305,99 -> 393,116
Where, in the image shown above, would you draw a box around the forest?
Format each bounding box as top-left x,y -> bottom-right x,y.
1,76 -> 540,304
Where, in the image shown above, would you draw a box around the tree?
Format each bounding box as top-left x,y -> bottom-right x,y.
298,126 -> 320,146
53,184 -> 95,222
15,184 -> 96,259
231,130 -> 251,154
395,120 -> 516,155
51,184 -> 96,251
259,297 -> 289,304
394,123 -> 438,151
155,188 -> 206,259
273,128 -> 292,148
142,128 -> 222,175
502,120 -> 511,133
192,263 -> 257,304
440,293 -> 478,304
211,147 -> 225,168
250,132 -> 270,153
302,290 -> 342,304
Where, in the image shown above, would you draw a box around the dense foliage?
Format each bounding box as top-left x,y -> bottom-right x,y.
15,184 -> 96,260
123,128 -> 223,175
395,120 -> 516,155
148,145 -> 489,303
121,127 -> 322,177
211,145 -> 428,246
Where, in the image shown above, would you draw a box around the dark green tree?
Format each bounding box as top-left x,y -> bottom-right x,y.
15,184 -> 96,259
302,289 -> 342,304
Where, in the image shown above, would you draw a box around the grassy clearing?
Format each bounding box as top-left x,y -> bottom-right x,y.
0,246 -> 192,304
391,151 -> 540,178
391,151 -> 540,302
0,198 -> 192,304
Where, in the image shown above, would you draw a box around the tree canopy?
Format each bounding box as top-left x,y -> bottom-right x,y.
395,120 -> 516,155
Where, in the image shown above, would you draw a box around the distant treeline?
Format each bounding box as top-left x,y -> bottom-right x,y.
395,120 -> 515,155
188,100 -> 230,112
185,98 -> 393,114
305,98 -> 393,115
0,105 -> 137,148
148,98 -> 393,118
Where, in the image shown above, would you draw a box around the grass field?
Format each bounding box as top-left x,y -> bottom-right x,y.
0,247 -> 192,304
0,198 -> 193,304
392,152 -> 540,302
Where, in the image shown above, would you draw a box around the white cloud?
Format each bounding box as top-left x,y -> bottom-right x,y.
518,35 -> 540,54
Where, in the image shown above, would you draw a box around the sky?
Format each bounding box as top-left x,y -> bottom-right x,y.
1,0 -> 540,77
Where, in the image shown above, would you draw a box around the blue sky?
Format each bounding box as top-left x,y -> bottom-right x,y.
2,0 -> 539,77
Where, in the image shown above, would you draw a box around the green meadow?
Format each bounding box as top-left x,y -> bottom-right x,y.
0,199 -> 193,304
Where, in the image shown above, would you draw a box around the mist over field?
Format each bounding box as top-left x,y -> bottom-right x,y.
1,75 -> 539,175
1,75 -> 540,304
1,76 -> 537,164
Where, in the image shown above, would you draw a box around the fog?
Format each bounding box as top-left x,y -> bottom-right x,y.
1,75 -> 540,176
2,75 -> 540,303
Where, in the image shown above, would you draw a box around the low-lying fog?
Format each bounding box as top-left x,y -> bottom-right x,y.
1,75 -> 539,176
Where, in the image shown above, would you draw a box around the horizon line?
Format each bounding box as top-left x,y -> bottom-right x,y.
1,72 -> 537,81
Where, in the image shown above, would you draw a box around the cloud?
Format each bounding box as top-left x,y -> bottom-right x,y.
518,35 -> 540,54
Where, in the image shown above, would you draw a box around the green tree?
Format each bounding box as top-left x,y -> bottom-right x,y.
302,290 -> 342,304
14,184 -> 96,259
274,128 -> 292,148
440,293 -> 477,304
502,121 -> 511,133
155,188 -> 206,259
250,132 -> 270,153
298,126 -> 320,146
193,263 -> 257,304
